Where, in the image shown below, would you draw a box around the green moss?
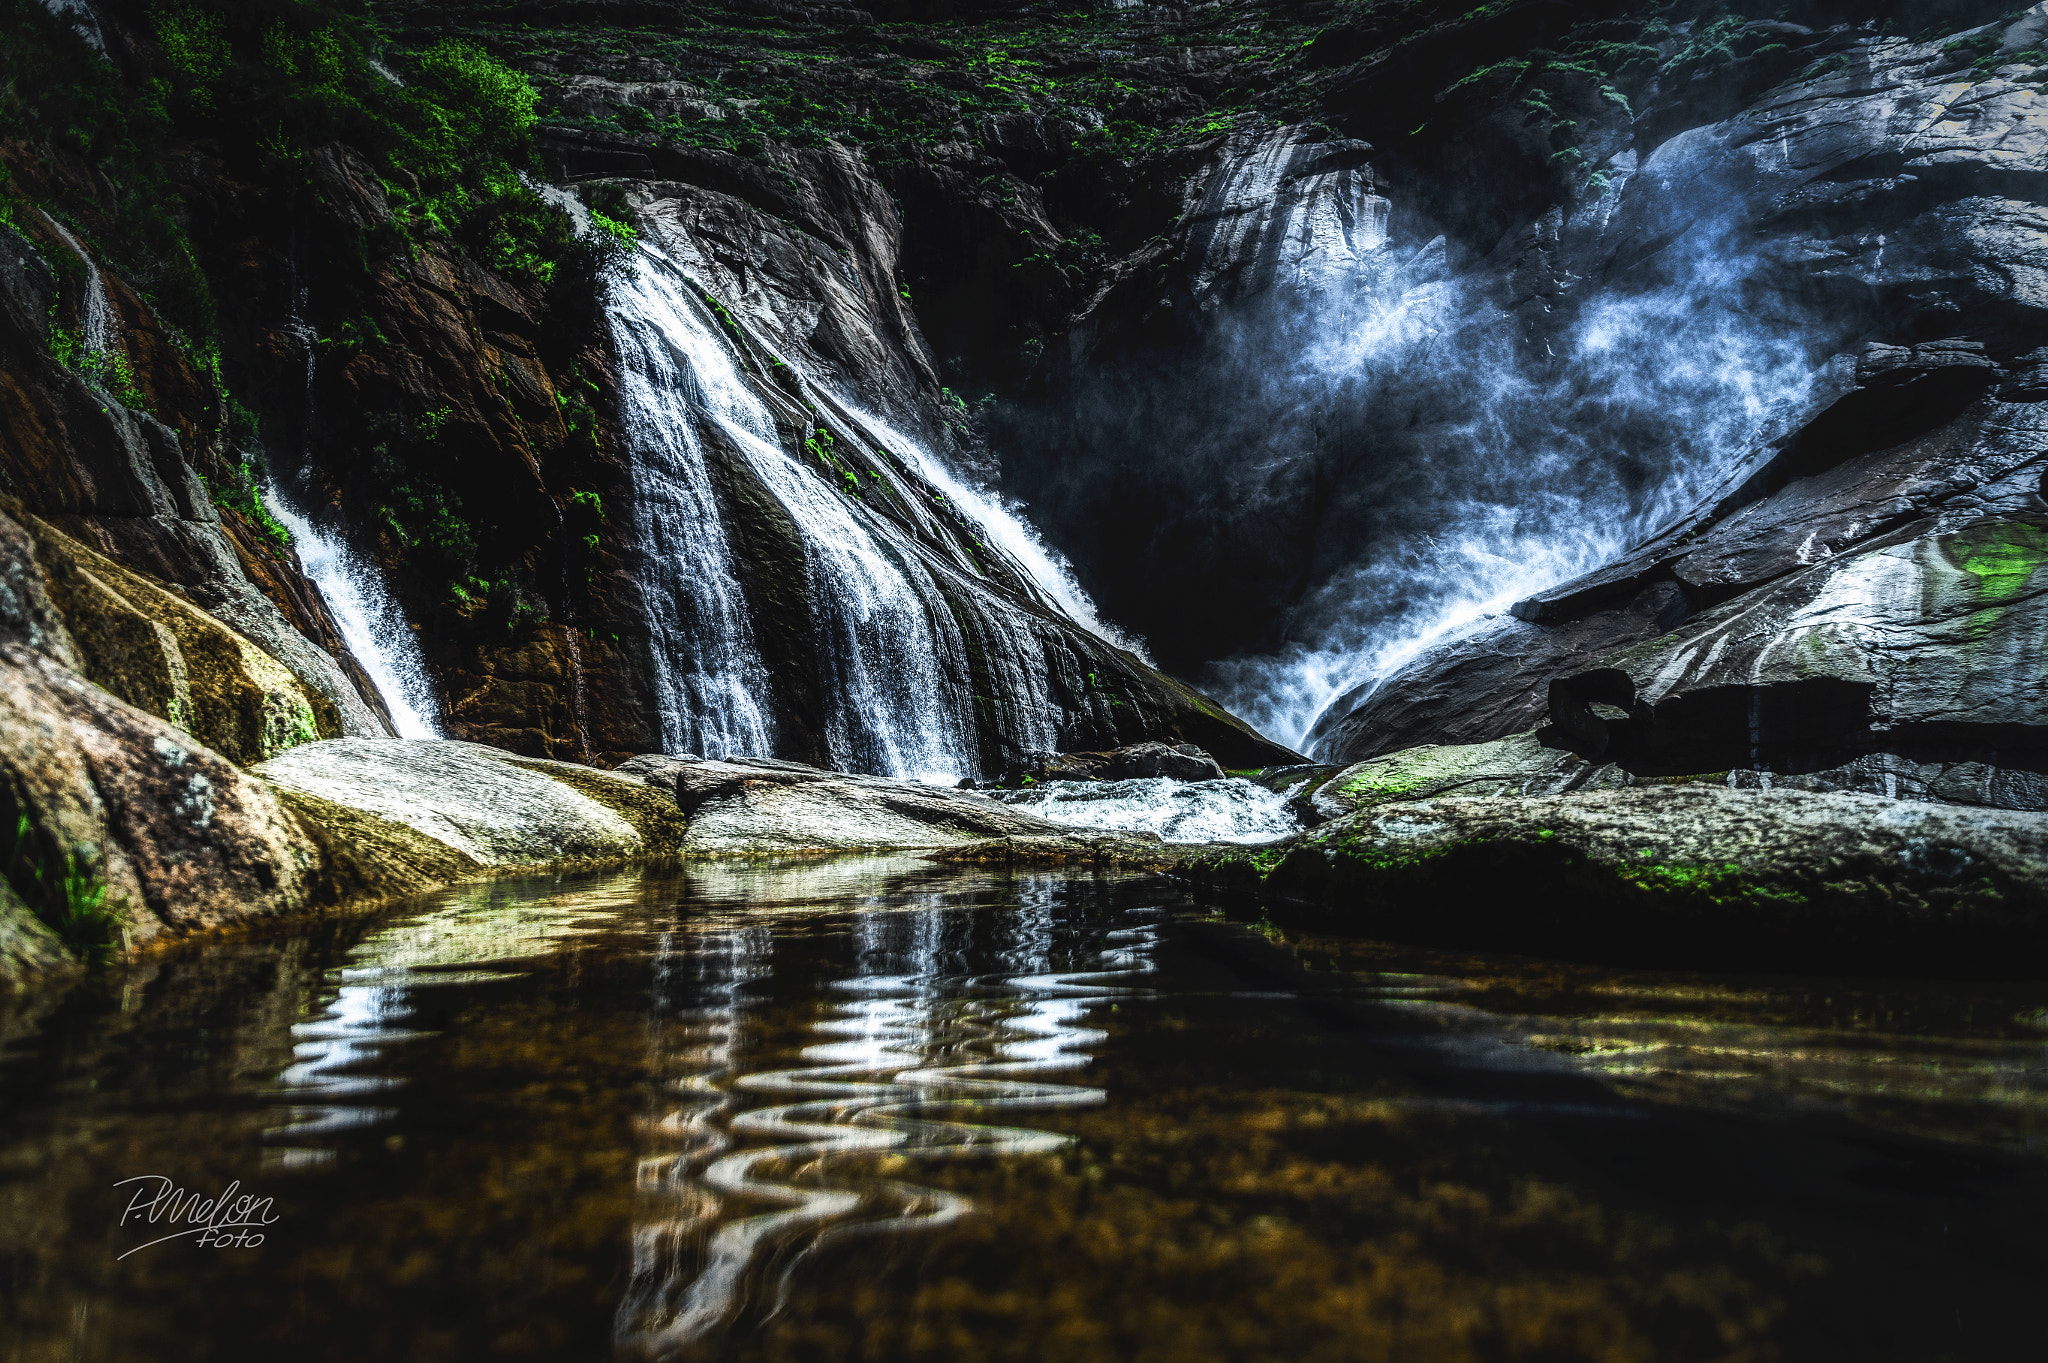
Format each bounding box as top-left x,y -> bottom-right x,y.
1614,858 -> 1809,907
1942,519 -> 2048,638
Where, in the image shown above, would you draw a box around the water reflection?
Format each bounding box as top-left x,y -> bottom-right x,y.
0,861 -> 2045,1362
617,877 -> 1146,1353
268,878 -> 639,1163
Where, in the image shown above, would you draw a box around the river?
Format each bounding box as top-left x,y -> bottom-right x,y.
3,859 -> 2044,1360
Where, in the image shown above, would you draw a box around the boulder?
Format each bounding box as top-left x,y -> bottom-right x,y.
255,738 -> 652,866
1310,730 -> 1627,820
1102,742 -> 1228,782
1015,741 -> 1229,785
618,753 -> 1076,852
21,514 -> 338,764
1187,785 -> 2048,973
0,641 -> 318,964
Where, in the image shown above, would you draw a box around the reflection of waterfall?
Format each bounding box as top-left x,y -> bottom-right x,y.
612,246 -> 1065,780
263,492 -> 443,739
265,879 -> 631,1163
615,885 -> 1149,1355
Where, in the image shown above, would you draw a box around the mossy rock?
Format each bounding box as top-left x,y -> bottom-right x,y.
24,517 -> 337,765
1183,784 -> 2048,974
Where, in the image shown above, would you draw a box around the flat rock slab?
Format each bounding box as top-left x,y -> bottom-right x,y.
256,738 -> 645,866
1188,784 -> 2048,973
1311,730 -> 1626,820
619,755 -> 1077,852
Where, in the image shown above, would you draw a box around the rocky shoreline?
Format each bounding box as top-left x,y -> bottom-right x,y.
10,701 -> 2048,986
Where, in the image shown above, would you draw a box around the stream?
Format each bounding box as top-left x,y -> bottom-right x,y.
3,860 -> 2045,1361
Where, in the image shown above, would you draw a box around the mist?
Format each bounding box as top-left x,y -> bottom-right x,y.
1004,126 -> 1857,758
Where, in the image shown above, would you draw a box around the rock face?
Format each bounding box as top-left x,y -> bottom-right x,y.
1190,784 -> 2048,973
1548,517 -> 2048,789
618,754 -> 1078,853
1298,23 -> 2048,804
0,641 -> 318,953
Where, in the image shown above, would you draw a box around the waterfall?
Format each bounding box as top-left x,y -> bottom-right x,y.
263,493 -> 443,740
610,246 -> 1003,780
40,213 -> 116,358
830,401 -> 1151,662
37,0 -> 106,56
607,256 -> 778,760
1196,184 -> 1826,754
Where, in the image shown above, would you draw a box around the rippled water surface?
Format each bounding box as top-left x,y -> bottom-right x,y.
4,860 -> 2047,1362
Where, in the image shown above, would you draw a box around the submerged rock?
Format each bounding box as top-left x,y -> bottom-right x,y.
1189,785 -> 2048,972
619,753 -> 1074,852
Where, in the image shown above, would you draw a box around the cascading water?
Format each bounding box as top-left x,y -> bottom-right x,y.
262,493 -> 443,739
1194,175 -> 1826,754
607,254 -> 783,761
992,776 -> 1300,844
839,401 -> 1151,662
40,212 -> 116,360
610,244 -> 1054,780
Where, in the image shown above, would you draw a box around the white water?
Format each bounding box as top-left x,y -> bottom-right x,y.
1205,216 -> 1824,755
612,245 -> 1006,780
263,492 -> 443,739
838,402 -> 1152,661
40,213 -> 115,358
994,776 -> 1300,844
37,0 -> 106,56
607,255 -> 778,759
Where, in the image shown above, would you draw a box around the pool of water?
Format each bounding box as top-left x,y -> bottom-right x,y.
3,858 -> 2045,1362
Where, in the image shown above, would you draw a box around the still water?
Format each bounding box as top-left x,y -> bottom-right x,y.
3,859 -> 2046,1362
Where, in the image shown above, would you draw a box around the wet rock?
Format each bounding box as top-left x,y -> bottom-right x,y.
1103,742 -> 1228,782
618,753 -> 1073,853
1311,731 -> 1627,820
1314,583 -> 1692,764
1548,515 -> 2048,788
22,513 -> 338,764
255,738 -> 647,866
0,641 -> 318,966
1034,741 -> 1230,784
1016,741 -> 1229,784
1187,785 -> 2048,973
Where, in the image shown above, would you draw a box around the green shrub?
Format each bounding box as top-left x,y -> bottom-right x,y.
209,456 -> 294,555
